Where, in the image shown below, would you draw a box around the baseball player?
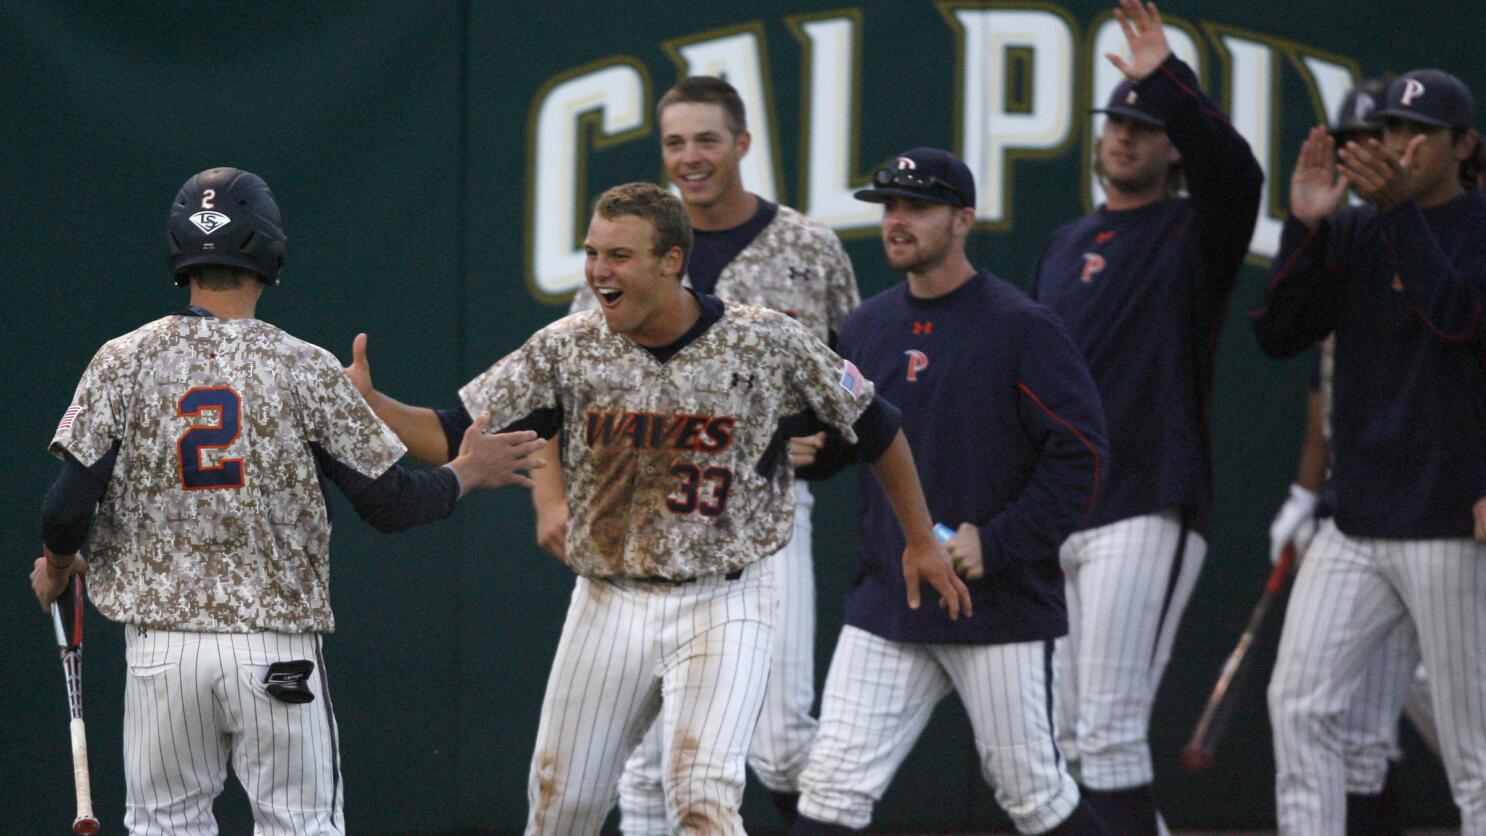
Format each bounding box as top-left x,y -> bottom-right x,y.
1265,78 -> 1441,834
530,75 -> 861,831
30,167 -> 545,834
1027,2 -> 1263,830
790,147 -> 1108,835
1253,69 -> 1486,834
347,181 -> 970,835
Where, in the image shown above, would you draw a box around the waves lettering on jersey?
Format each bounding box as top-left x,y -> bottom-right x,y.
584,411 -> 736,453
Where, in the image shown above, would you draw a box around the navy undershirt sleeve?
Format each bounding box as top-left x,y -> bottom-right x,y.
41,444 -> 118,555
853,396 -> 902,462
437,402 -> 564,462
310,443 -> 460,533
436,406 -> 474,463
789,395 -> 901,481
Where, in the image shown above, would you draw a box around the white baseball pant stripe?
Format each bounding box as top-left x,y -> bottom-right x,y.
1268,519 -> 1486,835
1055,509 -> 1205,789
620,484 -> 816,834
123,626 -> 342,835
797,626 -> 1080,834
525,557 -> 774,835
1402,662 -> 1439,758
1338,617 -> 1419,793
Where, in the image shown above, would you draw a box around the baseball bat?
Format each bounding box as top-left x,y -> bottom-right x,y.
51,574 -> 100,835
1180,543 -> 1296,772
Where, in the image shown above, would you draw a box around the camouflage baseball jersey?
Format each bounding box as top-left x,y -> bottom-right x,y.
460,301 -> 875,579
571,205 -> 858,343
49,315 -> 407,633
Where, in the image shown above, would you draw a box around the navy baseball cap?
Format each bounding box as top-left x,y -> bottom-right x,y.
1092,79 -> 1165,128
1370,69 -> 1475,129
855,147 -> 976,209
1331,78 -> 1388,140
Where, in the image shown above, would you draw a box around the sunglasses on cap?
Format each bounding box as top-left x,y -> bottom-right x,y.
872,167 -> 964,203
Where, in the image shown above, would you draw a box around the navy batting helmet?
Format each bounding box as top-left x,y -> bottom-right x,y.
167,167 -> 287,286
1331,77 -> 1389,142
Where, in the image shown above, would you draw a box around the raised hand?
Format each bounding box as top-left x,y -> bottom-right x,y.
901,537 -> 974,620
1290,126 -> 1350,229
1339,134 -> 1425,210
345,332 -> 374,398
1105,0 -> 1172,80
451,413 -> 549,491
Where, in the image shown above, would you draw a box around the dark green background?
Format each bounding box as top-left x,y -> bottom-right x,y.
4,2 -> 1476,831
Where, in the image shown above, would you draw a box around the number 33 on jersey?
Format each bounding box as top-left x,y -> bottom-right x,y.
460,300 -> 874,581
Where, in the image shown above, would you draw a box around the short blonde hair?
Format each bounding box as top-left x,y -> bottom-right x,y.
593,182 -> 693,272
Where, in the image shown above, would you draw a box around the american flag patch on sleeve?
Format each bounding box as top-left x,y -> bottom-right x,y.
56,404 -> 82,434
839,360 -> 864,397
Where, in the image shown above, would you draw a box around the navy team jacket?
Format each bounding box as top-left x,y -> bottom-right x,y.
1252,193 -> 1486,538
836,271 -> 1107,644
1030,55 -> 1263,534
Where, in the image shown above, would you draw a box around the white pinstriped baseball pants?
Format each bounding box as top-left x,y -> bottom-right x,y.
1335,617 -> 1441,793
1268,520 -> 1486,835
122,626 -> 343,835
796,626 -> 1080,834
524,557 -> 774,835
1055,509 -> 1206,790
619,483 -> 816,834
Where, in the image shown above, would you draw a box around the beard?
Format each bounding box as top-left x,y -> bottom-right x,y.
888,242 -> 949,274
1102,163 -> 1168,196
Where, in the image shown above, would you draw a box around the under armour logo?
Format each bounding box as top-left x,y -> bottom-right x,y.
787,266 -> 814,282
1125,89 -> 1139,106
912,320 -> 933,335
731,372 -> 756,389
1401,79 -> 1426,107
189,211 -> 231,235
1095,230 -> 1116,244
894,156 -> 917,170
1081,253 -> 1106,284
904,349 -> 929,382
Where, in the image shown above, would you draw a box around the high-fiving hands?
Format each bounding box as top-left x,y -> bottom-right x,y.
1106,0 -> 1173,81
1338,134 -> 1426,211
1290,126 -> 1351,229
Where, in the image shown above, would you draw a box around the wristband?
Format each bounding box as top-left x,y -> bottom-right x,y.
1288,483 -> 1318,514
44,546 -> 73,570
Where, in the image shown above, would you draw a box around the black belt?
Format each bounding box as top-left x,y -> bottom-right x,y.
632,568 -> 744,585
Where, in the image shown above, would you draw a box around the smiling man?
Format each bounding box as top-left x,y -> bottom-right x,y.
1254,68 -> 1486,835
346,182 -> 968,835
541,76 -> 862,832
791,147 -> 1108,835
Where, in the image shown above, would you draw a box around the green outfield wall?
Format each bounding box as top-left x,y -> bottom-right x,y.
4,1 -> 1475,831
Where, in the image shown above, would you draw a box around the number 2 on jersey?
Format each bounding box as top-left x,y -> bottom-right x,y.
177,387 -> 244,489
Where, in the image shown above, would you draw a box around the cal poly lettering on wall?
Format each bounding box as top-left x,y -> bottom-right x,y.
521,3 -> 1366,298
